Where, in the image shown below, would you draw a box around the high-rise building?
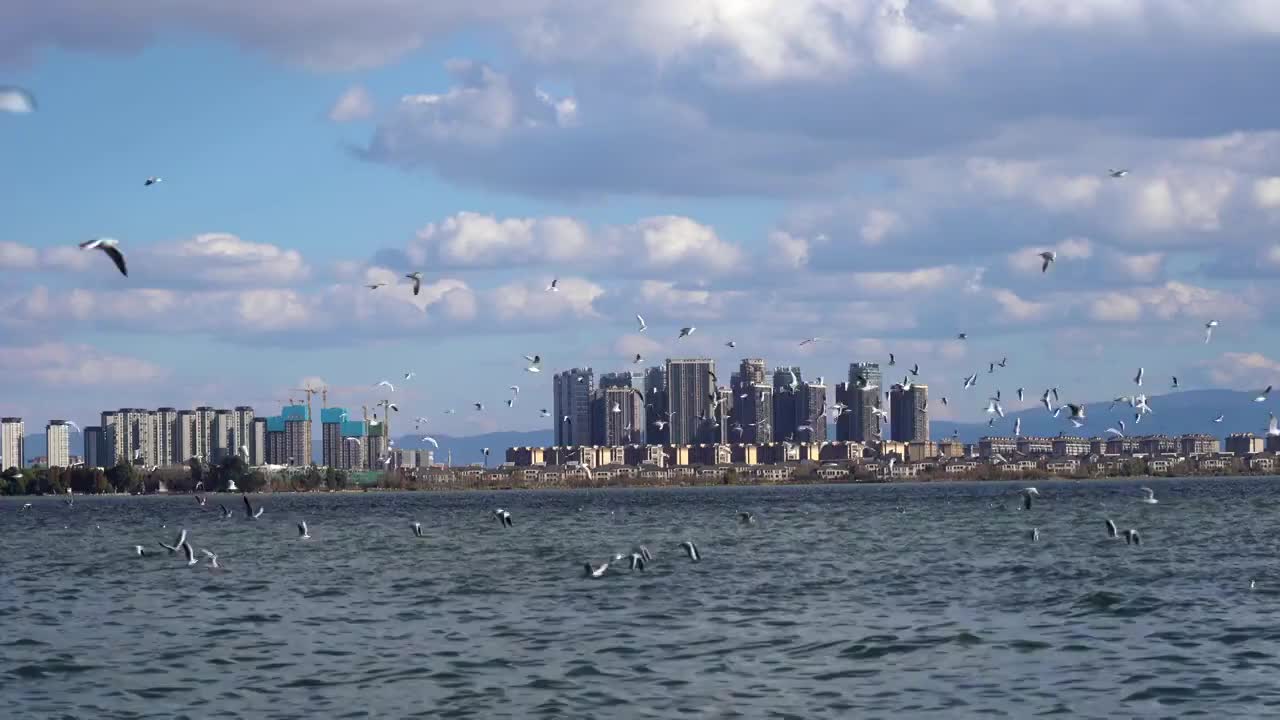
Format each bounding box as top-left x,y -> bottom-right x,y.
116,408 -> 158,466
100,410 -> 121,465
175,410 -> 196,464
339,419 -> 367,469
282,404 -> 311,466
666,358 -> 715,445
715,386 -> 734,443
597,386 -> 644,446
194,406 -> 218,462
730,359 -> 766,439
213,409 -> 234,462
772,366 -> 803,440
321,407 -> 348,468
796,380 -> 828,442
644,366 -> 668,445
366,420 -> 388,468
553,368 -> 593,447
83,426 -> 103,468
249,417 -> 267,466
838,362 -> 882,442
264,416 -> 286,464
599,371 -> 634,389
232,406 -> 254,460
45,420 -> 71,467
155,407 -> 178,465
735,383 -> 773,443
1,417 -> 25,469
890,383 -> 929,442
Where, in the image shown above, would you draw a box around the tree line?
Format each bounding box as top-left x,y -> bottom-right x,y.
1,455 -> 351,496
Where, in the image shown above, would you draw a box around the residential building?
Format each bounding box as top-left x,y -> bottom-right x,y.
889,383 -> 928,442
1052,435 -> 1090,457
194,406 -> 218,462
1226,433 -> 1264,456
232,406 -> 254,461
599,371 -> 634,390
796,380 -> 827,442
554,368 -> 594,447
772,366 -> 802,440
282,404 -> 311,466
667,358 -> 715,445
979,436 -> 1017,457
155,407 -> 178,465
644,366 -> 668,445
366,420 -> 388,467
83,426 -> 103,468
838,362 -> 881,442
321,407 -> 349,468
735,383 -> 773,444
1,417 -> 24,469
45,420 -> 70,467
264,416 -> 286,464
249,417 -> 267,466
597,386 -> 644,446
175,410 -> 196,463
213,409 -> 234,462
1180,434 -> 1220,456
339,419 -> 366,470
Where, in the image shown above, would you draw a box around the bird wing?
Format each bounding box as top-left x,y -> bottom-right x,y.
243,494 -> 253,516
102,245 -> 128,276
182,542 -> 195,563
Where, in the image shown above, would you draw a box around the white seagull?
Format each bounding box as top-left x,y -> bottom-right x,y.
159,528 -> 187,554
144,176 -> 163,187
1268,413 -> 1280,437
181,541 -> 198,566
1039,251 -> 1056,273
412,522 -> 424,538
1133,367 -> 1144,387
679,541 -> 700,561
376,380 -> 395,392
0,86 -> 37,113
636,314 -> 647,332
405,271 -> 423,296
679,327 -> 696,339
134,545 -> 147,557
546,278 -> 559,292
298,521 -> 311,539
1139,487 -> 1158,504
242,494 -> 264,519
1105,519 -> 1118,538
1021,487 -> 1040,511
1256,385 -> 1272,403
725,340 -> 736,348
201,549 -> 220,568
421,436 -> 439,448
1204,320 -> 1218,344
78,237 -> 128,277
366,281 -> 387,290
583,561 -> 609,578
1213,414 -> 1225,423
493,509 -> 513,527
799,337 -> 822,346
1108,168 -> 1129,178
1123,528 -> 1141,545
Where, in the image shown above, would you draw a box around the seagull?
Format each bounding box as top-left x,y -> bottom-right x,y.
988,362 -> 995,374
1256,386 -> 1272,403
941,397 -> 948,406
910,363 -> 920,377
134,545 -> 147,557
799,337 -> 822,346
1133,367 -> 1144,387
376,380 -> 395,392
0,86 -> 37,113
1016,388 -> 1025,403
1171,376 -> 1179,390
963,373 -> 978,390
1204,320 -> 1218,344
474,402 -> 484,411
421,436 -> 439,448
539,409 -> 551,418
1139,487 -> 1158,504
242,494 -> 264,519
652,419 -> 668,430
19,503 -> 32,511
1029,528 -> 1039,542
159,528 -> 187,554
956,333 -> 968,340
1108,168 -> 1129,178
509,385 -> 520,396
628,553 -> 647,571
525,365 -> 541,373
1106,427 -> 1125,437
298,521 -> 311,539
1123,529 -> 1141,545
1039,251 -> 1056,272
679,541 -> 700,561
636,314 -> 647,332
888,353 -> 896,366
1105,519 -> 1118,538
1213,414 -> 1225,423
365,281 -> 387,290
583,561 -> 609,578
219,503 -> 233,519
181,541 -> 198,566
1014,417 -> 1022,436
1021,487 -> 1040,511
144,176 -> 163,186
403,371 -> 416,381
633,353 -> 644,364
201,549 -> 219,568
405,271 -> 423,295
412,522 -> 424,538
493,509 -> 513,527
725,340 -> 736,348
78,237 -> 128,277
679,327 -> 695,339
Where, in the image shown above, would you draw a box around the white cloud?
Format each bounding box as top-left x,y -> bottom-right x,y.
620,215 -> 742,273
768,231 -> 809,268
487,277 -> 604,321
860,209 -> 901,246
853,266 -> 953,293
1254,177 -> 1280,209
152,233 -> 310,286
1202,352 -> 1280,388
0,241 -> 38,269
1006,237 -> 1093,274
328,85 -> 375,122
0,342 -> 167,386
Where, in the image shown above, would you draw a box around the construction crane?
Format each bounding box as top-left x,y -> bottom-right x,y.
292,386 -> 324,422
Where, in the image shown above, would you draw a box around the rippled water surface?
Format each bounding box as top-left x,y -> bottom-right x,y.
5,478 -> 1280,718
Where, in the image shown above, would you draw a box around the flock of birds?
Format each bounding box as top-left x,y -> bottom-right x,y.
1020,485 -> 1151,546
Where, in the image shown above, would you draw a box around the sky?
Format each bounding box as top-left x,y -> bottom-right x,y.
3,0 -> 1280,437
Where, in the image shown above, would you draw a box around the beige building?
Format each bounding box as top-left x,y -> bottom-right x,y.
2,417 -> 26,470
45,420 -> 71,468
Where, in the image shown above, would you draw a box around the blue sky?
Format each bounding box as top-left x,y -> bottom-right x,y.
2,1 -> 1280,437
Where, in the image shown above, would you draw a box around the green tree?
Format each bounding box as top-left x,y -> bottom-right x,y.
239,469 -> 267,493
106,462 -> 140,494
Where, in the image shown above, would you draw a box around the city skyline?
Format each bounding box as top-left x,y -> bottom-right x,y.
3,5 -> 1280,437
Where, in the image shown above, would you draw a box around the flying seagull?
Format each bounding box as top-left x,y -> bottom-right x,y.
376,380 -> 395,392
679,327 -> 695,339
1171,376 -> 1179,390
298,521 -> 311,539
159,528 -> 187,554
799,337 -> 822,346
1269,413 -> 1280,437
78,237 -> 128,277
1123,528 -> 1141,545
1256,386 -> 1272,403
583,561 -> 610,578
725,340 -> 736,348
493,509 -> 513,527
421,436 -> 439,448
405,271 -> 422,296
181,541 -> 198,566
1134,367 -> 1144,387
1039,251 -> 1056,272
201,549 -> 219,569
1204,320 -> 1218,344
1105,519 -> 1118,538
144,176 -> 163,187
1021,487 -> 1040,511
1140,487 -> 1158,504
134,545 -> 147,557
546,278 -> 558,292
404,371 -> 416,381
412,522 -> 424,538
0,86 -> 36,113
242,494 -> 264,519
956,333 -> 968,340
636,314 -> 647,332
365,281 -> 387,290
219,503 -> 233,519
1109,168 -> 1129,178
1213,414 -> 1225,423
679,541 -> 700,561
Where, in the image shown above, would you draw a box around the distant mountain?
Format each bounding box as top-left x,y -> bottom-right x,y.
931,389 -> 1268,443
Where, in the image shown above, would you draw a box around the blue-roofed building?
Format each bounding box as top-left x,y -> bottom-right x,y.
264,416 -> 285,464
321,407 -> 363,469
280,405 -> 312,466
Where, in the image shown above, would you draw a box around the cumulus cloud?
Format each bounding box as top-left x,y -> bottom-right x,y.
0,342 -> 168,386
1201,352 -> 1280,389
486,276 -> 604,321
150,233 -> 310,286
328,85 -> 375,122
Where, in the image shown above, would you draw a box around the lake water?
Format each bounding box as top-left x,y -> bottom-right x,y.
3,477 -> 1280,719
